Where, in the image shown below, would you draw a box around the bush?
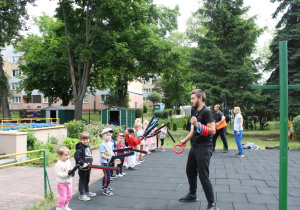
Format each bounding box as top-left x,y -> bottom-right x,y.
134,108 -> 143,118
293,115 -> 300,142
19,128 -> 37,151
167,122 -> 172,130
172,123 -> 177,131
153,110 -> 169,119
176,109 -> 181,115
165,109 -> 173,117
183,119 -> 187,130
143,101 -> 149,113
64,120 -> 86,138
63,137 -> 79,150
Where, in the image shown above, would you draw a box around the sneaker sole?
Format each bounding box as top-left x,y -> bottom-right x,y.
179,198 -> 198,202
86,194 -> 96,197
79,198 -> 90,201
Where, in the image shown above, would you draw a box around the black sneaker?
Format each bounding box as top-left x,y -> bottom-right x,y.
207,203 -> 219,210
128,167 -> 137,170
179,194 -> 198,202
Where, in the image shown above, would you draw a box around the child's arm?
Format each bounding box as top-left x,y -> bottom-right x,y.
55,162 -> 69,179
101,152 -> 111,161
74,149 -> 86,166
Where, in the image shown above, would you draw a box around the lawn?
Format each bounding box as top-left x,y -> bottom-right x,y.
82,111 -> 300,151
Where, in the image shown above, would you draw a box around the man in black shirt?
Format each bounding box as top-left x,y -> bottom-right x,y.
178,89 -> 219,210
212,104 -> 229,153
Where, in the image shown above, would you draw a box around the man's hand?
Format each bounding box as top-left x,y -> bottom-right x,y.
190,116 -> 198,126
178,139 -> 187,147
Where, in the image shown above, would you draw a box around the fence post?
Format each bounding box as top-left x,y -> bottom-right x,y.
41,149 -> 47,197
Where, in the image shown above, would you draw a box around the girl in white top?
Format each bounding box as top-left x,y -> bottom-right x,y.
55,146 -> 73,210
233,107 -> 244,158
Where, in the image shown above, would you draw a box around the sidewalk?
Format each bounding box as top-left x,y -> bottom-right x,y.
0,149 -> 103,210
53,148 -> 300,210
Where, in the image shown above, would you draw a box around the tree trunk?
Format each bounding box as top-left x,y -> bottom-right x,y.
74,98 -> 83,120
0,55 -> 11,119
117,78 -> 128,107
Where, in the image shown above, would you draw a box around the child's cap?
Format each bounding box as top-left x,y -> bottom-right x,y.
101,128 -> 113,135
117,133 -> 125,137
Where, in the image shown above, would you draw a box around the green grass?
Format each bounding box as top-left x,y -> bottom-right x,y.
0,110 -> 20,119
23,193 -> 57,210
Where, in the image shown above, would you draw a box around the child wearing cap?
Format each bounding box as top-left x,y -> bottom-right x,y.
100,128 -> 114,196
115,133 -> 127,177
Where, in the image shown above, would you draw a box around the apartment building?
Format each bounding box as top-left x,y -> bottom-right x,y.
143,76 -> 159,108
1,45 -> 143,112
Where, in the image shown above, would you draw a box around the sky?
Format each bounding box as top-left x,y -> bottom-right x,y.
25,0 -> 281,48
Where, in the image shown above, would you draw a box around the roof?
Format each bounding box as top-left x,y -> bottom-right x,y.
41,106 -> 75,111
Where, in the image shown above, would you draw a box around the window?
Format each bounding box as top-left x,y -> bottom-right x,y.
43,97 -> 48,103
143,97 -> 149,102
11,83 -> 19,90
23,97 -> 32,103
12,57 -> 19,63
11,97 -> 21,103
32,95 -> 41,103
83,95 -> 89,103
101,95 -> 107,103
135,102 -> 138,108
12,69 -> 20,76
143,89 -> 151,93
144,80 -> 150,84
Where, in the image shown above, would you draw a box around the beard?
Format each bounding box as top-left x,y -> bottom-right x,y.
192,100 -> 199,108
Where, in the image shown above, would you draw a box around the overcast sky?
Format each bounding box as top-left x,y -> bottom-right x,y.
25,0 -> 281,48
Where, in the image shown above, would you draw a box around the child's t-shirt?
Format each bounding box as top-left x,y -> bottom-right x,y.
100,141 -> 113,163
116,141 -> 126,155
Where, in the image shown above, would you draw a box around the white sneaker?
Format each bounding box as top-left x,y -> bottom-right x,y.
56,208 -> 62,210
121,173 -> 126,176
79,194 -> 90,201
63,206 -> 72,210
135,161 -> 141,165
117,174 -> 123,177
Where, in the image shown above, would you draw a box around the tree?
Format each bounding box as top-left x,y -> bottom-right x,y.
154,32 -> 192,113
264,0 -> 300,118
54,0 -> 179,119
15,15 -> 73,106
0,0 -> 35,118
188,0 -> 263,109
147,92 -> 162,106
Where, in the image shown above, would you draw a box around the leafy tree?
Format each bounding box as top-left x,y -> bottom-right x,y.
147,92 -> 162,105
264,0 -> 300,118
0,0 -> 35,118
15,15 -> 73,106
188,0 -> 263,109
54,0 -> 179,119
154,32 -> 191,113
104,90 -> 129,108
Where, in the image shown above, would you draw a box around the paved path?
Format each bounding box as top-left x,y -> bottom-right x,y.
0,149 -> 103,210
51,148 -> 300,210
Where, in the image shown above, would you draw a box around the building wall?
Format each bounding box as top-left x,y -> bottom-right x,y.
2,45 -> 143,112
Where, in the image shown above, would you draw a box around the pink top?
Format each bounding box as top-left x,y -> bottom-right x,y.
116,141 -> 126,155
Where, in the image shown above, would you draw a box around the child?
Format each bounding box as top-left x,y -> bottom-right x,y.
115,133 -> 127,177
133,122 -> 144,164
159,127 -> 167,152
125,128 -> 142,170
74,132 -> 96,201
55,146 -> 72,210
108,128 -> 118,180
100,128 -> 115,196
143,120 -> 151,154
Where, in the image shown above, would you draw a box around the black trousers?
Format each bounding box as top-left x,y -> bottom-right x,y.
78,168 -> 91,195
116,158 -> 124,175
186,143 -> 214,204
212,127 -> 228,150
